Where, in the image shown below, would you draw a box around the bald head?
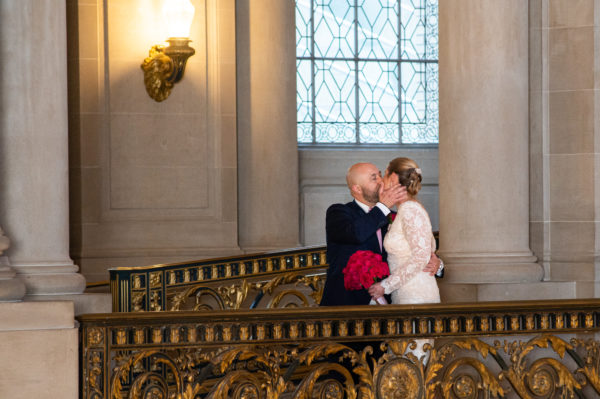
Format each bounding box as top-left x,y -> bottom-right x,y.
346,163 -> 381,205
346,163 -> 376,187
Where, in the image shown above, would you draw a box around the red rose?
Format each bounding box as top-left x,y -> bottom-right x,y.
343,250 -> 390,291
388,212 -> 396,224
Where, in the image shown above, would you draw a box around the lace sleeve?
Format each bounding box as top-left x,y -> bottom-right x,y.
381,202 -> 433,294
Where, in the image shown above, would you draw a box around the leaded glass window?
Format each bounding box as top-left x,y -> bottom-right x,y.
296,0 -> 438,144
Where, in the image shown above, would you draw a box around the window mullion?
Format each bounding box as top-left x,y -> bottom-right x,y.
398,0 -> 402,144
354,0 -> 359,144
310,0 -> 316,143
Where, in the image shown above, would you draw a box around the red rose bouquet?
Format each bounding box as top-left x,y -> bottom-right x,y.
343,250 -> 390,304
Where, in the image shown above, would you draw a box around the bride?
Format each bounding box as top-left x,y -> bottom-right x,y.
367,157 -> 440,360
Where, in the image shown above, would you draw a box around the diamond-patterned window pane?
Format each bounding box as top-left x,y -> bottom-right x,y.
400,0 -> 427,59
402,63 -> 438,143
357,0 -> 398,59
296,0 -> 312,57
358,61 -> 398,123
314,0 -> 354,58
401,62 -> 426,124
297,0 -> 438,144
314,60 -> 355,123
297,59 -> 312,123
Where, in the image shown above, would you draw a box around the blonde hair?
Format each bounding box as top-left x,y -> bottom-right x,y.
387,157 -> 422,196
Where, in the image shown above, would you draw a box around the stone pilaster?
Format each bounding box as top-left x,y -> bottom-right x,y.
0,0 -> 85,295
236,0 -> 300,251
438,0 -> 543,288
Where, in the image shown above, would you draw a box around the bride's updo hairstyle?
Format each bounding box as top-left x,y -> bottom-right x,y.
387,157 -> 422,196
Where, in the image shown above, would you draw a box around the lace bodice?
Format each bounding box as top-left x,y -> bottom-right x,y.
380,201 -> 439,302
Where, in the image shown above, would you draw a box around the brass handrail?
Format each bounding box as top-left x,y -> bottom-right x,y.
86,280 -> 110,288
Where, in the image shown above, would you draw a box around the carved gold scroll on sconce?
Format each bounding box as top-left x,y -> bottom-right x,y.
141,38 -> 195,102
140,0 -> 196,102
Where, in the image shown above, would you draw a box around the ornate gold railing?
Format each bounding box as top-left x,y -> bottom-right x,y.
109,246 -> 328,312
79,299 -> 600,399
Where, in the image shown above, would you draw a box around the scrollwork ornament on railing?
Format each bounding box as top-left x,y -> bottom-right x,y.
498,334 -> 582,399
206,370 -> 264,399
217,280 -> 251,309
572,337 -> 600,394
424,338 -> 505,399
296,274 -> 325,304
86,350 -> 104,399
112,350 -> 183,399
294,343 -> 365,398
169,286 -> 225,311
210,346 -> 290,398
373,340 -> 425,399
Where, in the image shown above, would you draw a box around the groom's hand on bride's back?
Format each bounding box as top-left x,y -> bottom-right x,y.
379,184 -> 407,208
423,253 -> 443,277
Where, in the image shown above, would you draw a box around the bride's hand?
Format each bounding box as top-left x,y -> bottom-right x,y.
379,184 -> 407,209
368,282 -> 385,298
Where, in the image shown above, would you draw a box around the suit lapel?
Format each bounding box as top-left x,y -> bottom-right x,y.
348,201 -> 386,254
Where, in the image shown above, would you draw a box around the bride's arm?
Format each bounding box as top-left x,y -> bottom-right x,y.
380,203 -> 433,295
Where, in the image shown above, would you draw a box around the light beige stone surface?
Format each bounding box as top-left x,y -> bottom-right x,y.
439,0 -> 540,284
0,301 -> 74,332
0,328 -> 78,398
549,154 -> 595,220
549,0 -> 595,28
236,0 -> 300,249
550,221 -> 596,256
69,0 -> 241,279
549,27 -> 595,91
549,90 -> 595,154
477,281 -> 596,301
529,0 -> 600,294
26,293 -> 111,316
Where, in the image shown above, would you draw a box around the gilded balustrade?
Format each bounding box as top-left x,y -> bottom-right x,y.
79,299 -> 600,399
109,246 -> 328,312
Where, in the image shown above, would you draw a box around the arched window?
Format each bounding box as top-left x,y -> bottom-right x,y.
296,0 -> 438,144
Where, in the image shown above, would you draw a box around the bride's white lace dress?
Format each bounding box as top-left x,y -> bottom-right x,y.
380,200 -> 439,359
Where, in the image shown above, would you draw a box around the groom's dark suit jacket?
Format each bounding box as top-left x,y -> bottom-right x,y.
320,200 -> 390,306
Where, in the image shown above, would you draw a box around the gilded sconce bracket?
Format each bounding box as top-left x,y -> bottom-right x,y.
141,38 -> 195,102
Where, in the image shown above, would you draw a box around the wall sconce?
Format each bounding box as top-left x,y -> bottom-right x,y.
141,0 -> 196,102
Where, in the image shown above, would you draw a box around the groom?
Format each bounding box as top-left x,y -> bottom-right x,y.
319,162 -> 443,306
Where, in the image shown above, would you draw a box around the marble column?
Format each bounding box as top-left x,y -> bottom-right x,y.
438,0 -> 543,284
0,228 -> 26,301
236,0 -> 300,251
0,0 -> 85,295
